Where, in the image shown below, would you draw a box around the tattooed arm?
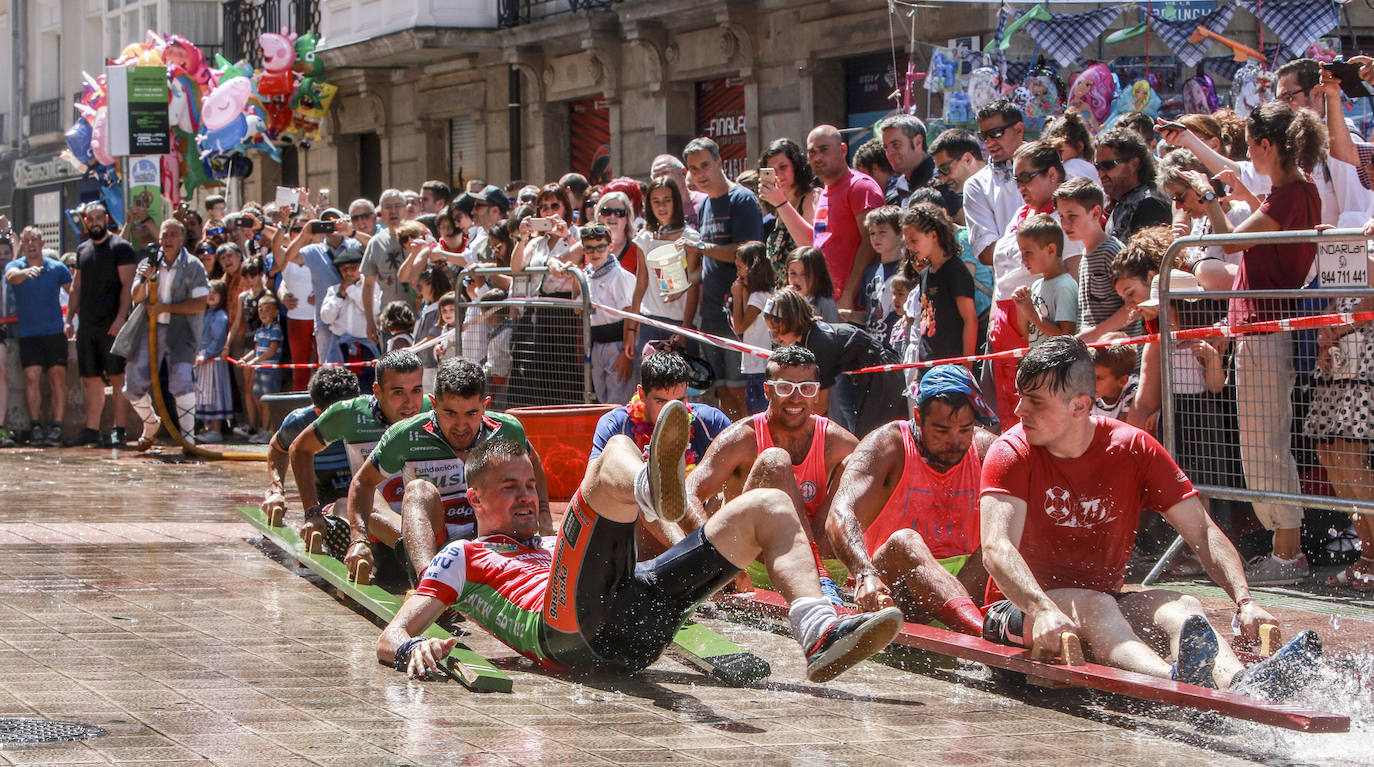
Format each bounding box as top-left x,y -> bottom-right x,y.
824,422 -> 905,611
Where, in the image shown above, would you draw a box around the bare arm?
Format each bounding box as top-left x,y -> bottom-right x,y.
840,209 -> 878,309
288,426 -> 329,512
684,423 -> 753,527
824,425 -> 904,609
64,270 -> 82,331
362,274 -> 378,342
981,492 -> 1079,652
1163,495 -> 1274,638
112,262 -> 135,334
377,593 -> 455,677
1126,340 -> 1161,430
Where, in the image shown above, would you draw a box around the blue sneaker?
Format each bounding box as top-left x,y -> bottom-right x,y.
1229,630 -> 1322,701
818,576 -> 845,606
1170,614 -> 1219,688
804,606 -> 902,683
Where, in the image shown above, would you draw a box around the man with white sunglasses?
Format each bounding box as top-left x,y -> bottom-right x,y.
684,346 -> 863,604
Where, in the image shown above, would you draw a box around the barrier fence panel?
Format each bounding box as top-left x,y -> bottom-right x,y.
1159,229 -> 1374,517
450,266 -> 593,409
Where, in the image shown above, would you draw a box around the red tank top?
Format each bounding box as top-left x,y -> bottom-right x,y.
754,413 -> 829,520
863,420 -> 982,560
755,413 -> 831,578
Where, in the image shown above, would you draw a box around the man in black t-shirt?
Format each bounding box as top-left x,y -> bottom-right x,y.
64,203 -> 138,448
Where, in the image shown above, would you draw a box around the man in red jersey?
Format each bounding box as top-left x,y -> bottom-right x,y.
979,336 -> 1320,699
823,365 -> 997,634
377,401 -> 902,683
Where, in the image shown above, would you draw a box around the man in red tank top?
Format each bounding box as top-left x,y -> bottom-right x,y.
825,365 -> 998,635
980,337 -> 1321,698
686,347 -> 863,603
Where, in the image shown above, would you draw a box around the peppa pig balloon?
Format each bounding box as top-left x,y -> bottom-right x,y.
202,113 -> 249,154
201,77 -> 253,131
257,27 -> 298,97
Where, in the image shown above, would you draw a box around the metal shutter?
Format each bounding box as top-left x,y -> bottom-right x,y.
449,116 -> 478,187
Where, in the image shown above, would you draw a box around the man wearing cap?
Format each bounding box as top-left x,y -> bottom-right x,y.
685,346 -> 860,604
280,208 -> 361,366
823,364 -> 998,634
453,186 -> 509,262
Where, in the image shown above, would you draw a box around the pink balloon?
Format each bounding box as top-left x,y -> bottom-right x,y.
202,77 -> 252,131
91,108 -> 115,166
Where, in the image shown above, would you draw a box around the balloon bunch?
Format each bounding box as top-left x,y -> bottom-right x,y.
60,28 -> 336,206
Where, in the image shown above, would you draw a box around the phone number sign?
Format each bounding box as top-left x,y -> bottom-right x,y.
1317,239 -> 1370,288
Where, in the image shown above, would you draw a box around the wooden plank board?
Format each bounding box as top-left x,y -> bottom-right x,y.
717,589 -> 1348,734
240,506 -> 770,688
665,622 -> 771,686
237,506 -> 513,693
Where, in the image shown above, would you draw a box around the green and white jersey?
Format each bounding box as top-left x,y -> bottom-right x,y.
310,395 -> 431,510
367,411 -> 529,539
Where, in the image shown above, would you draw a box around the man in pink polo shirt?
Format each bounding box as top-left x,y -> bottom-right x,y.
807,125 -> 885,311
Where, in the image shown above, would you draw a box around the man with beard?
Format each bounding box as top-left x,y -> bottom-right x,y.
1093,128 -> 1171,243
822,365 -> 998,633
64,203 -> 138,447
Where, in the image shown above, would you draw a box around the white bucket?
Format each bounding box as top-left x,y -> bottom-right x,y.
647,243 -> 690,296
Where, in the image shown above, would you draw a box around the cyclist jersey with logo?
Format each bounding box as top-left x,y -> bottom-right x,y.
310,395 -> 431,510
274,405 -> 351,502
753,412 -> 830,576
368,411 -> 529,540
863,419 -> 981,560
414,534 -> 561,669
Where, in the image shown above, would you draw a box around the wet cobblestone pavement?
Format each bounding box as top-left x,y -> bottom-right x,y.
0,446 -> 1369,766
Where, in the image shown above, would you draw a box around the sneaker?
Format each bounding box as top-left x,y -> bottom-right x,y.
65,428 -> 100,447
198,430 -> 223,444
643,399 -> 689,523
44,424 -> 62,447
1229,630 -> 1322,701
232,424 -> 256,440
249,431 -> 273,445
1244,554 -> 1310,586
0,428 -> 14,448
1170,614 -> 1219,688
27,423 -> 43,446
804,606 -> 903,683
103,426 -> 127,449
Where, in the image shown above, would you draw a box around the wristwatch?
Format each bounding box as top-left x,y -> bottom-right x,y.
1198,190 -> 1217,203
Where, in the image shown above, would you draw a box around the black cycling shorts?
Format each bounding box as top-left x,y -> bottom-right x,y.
539,491 -> 739,672
18,334 -> 67,369
75,329 -> 126,378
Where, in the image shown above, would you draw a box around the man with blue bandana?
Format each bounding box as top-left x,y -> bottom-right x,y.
822,365 -> 998,635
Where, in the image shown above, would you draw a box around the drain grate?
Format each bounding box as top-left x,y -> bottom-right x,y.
0,719 -> 103,744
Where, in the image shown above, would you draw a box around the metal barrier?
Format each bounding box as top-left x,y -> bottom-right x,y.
1158,228 -> 1374,517
449,265 -> 593,408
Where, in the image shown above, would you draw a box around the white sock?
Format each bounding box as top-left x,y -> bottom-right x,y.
789,596 -> 838,653
173,392 -> 196,437
632,464 -> 658,522
129,395 -> 159,430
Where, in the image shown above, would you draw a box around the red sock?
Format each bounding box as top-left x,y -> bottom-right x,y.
940,597 -> 985,637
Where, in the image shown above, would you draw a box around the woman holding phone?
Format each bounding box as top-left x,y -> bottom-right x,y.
756,139 -> 820,284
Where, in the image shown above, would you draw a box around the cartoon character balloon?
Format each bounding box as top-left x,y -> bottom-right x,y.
201,77 -> 253,131
1104,79 -> 1162,128
90,107 -> 115,167
1181,74 -> 1220,115
1068,63 -> 1116,133
257,27 -> 299,97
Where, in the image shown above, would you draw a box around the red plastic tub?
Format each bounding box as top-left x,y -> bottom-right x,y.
509,404 -> 617,501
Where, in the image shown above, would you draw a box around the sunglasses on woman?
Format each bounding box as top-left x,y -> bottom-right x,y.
601,207 -> 629,218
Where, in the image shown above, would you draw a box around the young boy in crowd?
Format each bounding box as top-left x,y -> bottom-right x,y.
233,257 -> 271,439
582,224 -> 638,405
1091,332 -> 1139,420
1011,213 -> 1077,347
888,274 -> 914,359
859,206 -> 905,334
238,294 -> 283,444
482,289 -> 513,409
382,301 -> 415,351
1053,178 -> 1130,341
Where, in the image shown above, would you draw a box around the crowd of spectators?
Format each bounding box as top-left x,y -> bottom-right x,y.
2,56 -> 1373,588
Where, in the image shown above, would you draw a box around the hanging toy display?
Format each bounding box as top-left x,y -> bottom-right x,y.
964,67 -> 1003,116
926,48 -> 960,91
1181,74 -> 1220,115
1104,78 -> 1162,127
1067,63 -> 1116,133
1231,64 -> 1276,118
945,90 -> 973,124
1017,68 -> 1063,135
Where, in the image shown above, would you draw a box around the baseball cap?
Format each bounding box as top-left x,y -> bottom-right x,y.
908,364 -> 998,426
